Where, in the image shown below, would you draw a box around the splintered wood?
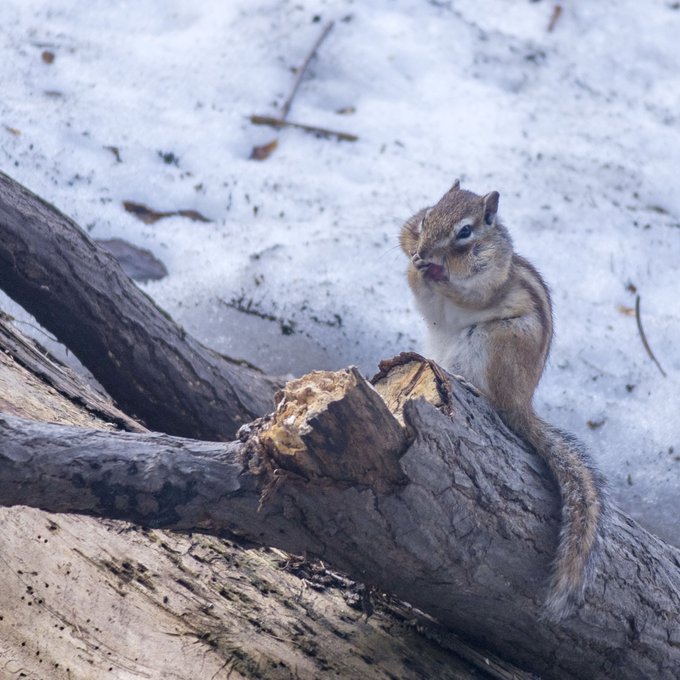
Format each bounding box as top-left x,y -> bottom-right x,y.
264,369 -> 351,456
372,357 -> 447,427
260,367 -> 407,492
258,356 -> 455,493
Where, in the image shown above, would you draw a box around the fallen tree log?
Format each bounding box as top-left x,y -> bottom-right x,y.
0,318 -> 504,680
0,171 -> 281,440
2,353 -> 679,679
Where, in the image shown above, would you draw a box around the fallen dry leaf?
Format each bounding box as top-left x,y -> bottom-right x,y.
41,50 -> 55,64
123,201 -> 167,224
123,201 -> 211,224
4,126 -> 21,136
617,304 -> 635,316
177,209 -> 211,223
250,139 -> 278,161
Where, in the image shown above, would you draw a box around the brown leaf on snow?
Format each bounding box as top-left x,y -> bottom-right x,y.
4,126 -> 21,136
123,201 -> 167,224
250,139 -> 278,161
177,209 -> 211,223
617,304 -> 635,316
41,50 -> 55,64
123,201 -> 211,224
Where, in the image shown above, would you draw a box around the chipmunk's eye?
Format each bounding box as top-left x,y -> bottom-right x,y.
456,225 -> 472,240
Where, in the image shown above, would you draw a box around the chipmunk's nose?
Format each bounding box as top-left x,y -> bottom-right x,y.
412,250 -> 430,269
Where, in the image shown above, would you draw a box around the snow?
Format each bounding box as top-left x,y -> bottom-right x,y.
1,0 -> 679,544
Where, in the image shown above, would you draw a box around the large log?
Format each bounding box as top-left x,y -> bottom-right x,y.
2,353 -> 679,679
0,317 -> 500,680
0,171 -> 281,441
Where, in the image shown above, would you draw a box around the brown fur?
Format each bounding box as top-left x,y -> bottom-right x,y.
401,181 -> 605,620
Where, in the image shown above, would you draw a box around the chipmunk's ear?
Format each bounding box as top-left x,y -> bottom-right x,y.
483,191 -> 499,225
448,179 -> 461,193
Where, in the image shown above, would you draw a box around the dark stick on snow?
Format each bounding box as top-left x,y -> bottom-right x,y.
250,114 -> 357,142
547,4 -> 563,33
249,21 -> 347,158
280,21 -> 335,120
635,294 -> 667,377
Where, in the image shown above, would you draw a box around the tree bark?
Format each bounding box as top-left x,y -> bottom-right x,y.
0,170 -> 281,441
2,354 -> 679,680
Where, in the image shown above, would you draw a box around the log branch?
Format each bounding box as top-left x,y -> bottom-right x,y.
2,354 -> 679,679
0,171 -> 282,440
0,311 -> 144,432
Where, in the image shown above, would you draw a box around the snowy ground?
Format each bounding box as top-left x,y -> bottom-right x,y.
1,0 -> 679,545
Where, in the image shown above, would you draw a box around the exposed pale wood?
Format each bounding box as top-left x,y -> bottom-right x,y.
0,347 -> 115,430
1,508 -> 492,680
261,367 -> 407,492
372,351 -> 452,425
2,355 -> 679,679
0,170 -> 282,440
0,312 -> 144,431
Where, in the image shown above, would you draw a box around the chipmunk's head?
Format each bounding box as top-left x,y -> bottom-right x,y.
400,180 -> 510,284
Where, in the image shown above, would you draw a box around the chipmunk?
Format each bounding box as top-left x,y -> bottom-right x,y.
400,180 -> 605,620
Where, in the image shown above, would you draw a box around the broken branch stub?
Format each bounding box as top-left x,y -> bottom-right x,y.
371,351 -> 454,426
259,367 -> 408,493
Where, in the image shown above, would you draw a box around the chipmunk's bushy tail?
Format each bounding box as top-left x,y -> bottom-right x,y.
505,410 -> 606,621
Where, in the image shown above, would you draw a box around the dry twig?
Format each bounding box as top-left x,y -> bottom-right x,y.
250,115 -> 357,142
281,21 -> 335,120
547,4 -> 563,33
250,21 -> 356,158
634,294 -> 667,377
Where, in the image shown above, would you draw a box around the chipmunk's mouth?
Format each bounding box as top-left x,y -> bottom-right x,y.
424,263 -> 448,282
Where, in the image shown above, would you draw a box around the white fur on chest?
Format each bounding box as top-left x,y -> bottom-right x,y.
414,288 -> 492,391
